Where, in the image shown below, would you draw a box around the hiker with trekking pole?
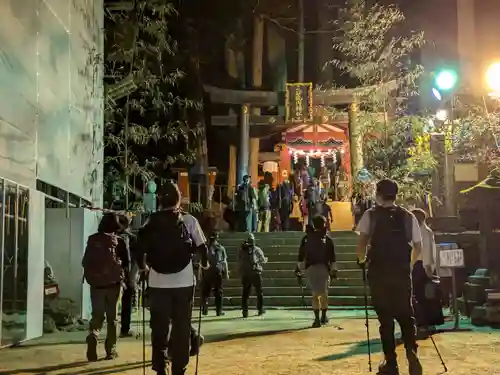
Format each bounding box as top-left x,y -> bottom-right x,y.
135,180 -> 210,375
355,179 -> 423,375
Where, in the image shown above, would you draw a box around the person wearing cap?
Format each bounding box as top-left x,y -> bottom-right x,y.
200,231 -> 229,316
238,232 -> 268,317
235,175 -> 257,232
135,181 -> 209,375
356,179 -> 423,375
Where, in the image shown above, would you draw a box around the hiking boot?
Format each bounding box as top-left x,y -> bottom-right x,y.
105,350 -> 119,360
258,309 -> 266,316
407,350 -> 423,375
312,319 -> 321,328
86,335 -> 98,362
377,360 -> 399,375
216,310 -> 225,317
242,310 -> 248,318
320,315 -> 329,325
202,305 -> 209,316
190,333 -> 204,357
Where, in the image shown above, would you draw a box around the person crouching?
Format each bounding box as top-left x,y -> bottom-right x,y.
298,215 -> 337,328
238,233 -> 268,317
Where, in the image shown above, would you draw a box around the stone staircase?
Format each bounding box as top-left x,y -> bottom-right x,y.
196,231 -> 370,310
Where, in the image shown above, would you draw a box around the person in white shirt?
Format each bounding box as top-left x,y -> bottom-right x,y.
356,179 -> 422,375
136,181 -> 209,375
411,209 -> 445,331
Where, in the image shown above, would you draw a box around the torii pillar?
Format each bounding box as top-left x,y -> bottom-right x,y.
348,100 -> 363,177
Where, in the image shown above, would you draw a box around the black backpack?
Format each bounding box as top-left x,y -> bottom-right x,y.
367,206 -> 413,268
142,211 -> 194,274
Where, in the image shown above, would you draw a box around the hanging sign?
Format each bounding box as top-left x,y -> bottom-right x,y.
285,83 -> 313,124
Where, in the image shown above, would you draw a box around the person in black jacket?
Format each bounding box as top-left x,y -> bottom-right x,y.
117,214 -> 138,337
297,216 -> 337,327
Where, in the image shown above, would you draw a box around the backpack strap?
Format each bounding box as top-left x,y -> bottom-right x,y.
398,206 -> 414,243
368,208 -> 377,238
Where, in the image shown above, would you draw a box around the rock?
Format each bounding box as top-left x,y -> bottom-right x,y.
43,315 -> 58,334
45,297 -> 79,327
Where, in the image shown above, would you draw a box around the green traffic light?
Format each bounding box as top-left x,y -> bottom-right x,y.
434,69 -> 458,91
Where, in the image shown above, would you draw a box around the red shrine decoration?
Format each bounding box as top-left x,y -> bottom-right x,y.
278,122 -> 351,184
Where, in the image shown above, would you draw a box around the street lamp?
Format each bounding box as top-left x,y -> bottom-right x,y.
485,62 -> 500,97
433,69 -> 459,100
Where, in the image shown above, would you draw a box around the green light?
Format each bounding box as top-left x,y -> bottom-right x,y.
434,69 -> 458,91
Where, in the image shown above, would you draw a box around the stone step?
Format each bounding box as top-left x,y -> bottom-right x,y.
227,261 -> 360,272
222,244 -> 357,254
224,277 -> 365,288
222,285 -> 366,297
226,252 -> 357,262
218,231 -> 357,240
194,295 -> 370,307
227,269 -> 363,279
219,237 -> 357,247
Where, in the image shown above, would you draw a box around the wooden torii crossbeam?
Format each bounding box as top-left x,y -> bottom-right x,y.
204,81 -> 397,185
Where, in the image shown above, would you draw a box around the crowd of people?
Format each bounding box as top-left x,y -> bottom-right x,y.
225,172 -> 334,233
81,177 -> 447,375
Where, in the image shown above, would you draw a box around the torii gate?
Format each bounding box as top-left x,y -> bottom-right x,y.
204,84 -> 371,193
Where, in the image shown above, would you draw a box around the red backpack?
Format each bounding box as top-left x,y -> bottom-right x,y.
82,233 -> 123,287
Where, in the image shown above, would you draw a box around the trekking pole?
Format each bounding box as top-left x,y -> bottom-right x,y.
361,267 -> 372,372
429,327 -> 448,373
195,267 -> 204,375
142,279 -> 146,375
135,282 -> 141,340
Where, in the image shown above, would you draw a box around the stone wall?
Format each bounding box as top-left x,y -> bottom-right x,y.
0,0 -> 103,204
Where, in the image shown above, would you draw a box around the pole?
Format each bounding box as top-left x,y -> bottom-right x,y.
452,268 -> 460,329
238,104 -> 250,184
298,0 -> 305,82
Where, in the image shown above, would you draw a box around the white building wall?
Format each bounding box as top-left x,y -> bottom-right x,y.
0,0 -> 104,205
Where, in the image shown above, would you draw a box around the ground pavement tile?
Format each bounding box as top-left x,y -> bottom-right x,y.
0,311 -> 499,375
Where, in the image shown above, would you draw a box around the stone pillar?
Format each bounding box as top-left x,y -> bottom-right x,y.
238,104 -> 250,184
249,15 -> 264,186
228,144 -> 237,197
348,101 -> 363,176
249,139 -> 260,184
430,133 -> 447,216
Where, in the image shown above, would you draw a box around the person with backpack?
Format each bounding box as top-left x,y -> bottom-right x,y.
201,231 -> 229,316
356,179 -> 423,375
298,216 -> 337,327
257,180 -> 271,232
135,181 -> 209,375
82,212 -> 129,361
238,232 -> 268,317
235,175 -> 256,232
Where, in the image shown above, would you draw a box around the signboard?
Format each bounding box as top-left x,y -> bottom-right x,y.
285,83 -> 313,124
439,248 -> 465,268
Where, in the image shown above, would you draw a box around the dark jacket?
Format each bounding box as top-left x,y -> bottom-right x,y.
298,231 -> 336,269
206,241 -> 228,275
